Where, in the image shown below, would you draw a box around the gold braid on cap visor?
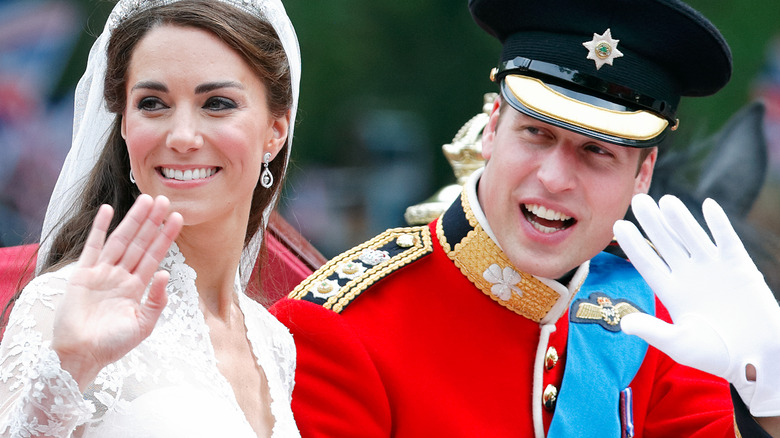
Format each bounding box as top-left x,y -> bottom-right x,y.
504,75 -> 669,141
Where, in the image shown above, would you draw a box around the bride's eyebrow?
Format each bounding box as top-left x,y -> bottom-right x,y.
128,81 -> 245,94
195,81 -> 244,94
130,80 -> 167,93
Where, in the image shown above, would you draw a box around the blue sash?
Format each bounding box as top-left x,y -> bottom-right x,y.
548,251 -> 655,438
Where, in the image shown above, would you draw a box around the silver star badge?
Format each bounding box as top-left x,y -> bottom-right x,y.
582,28 -> 624,70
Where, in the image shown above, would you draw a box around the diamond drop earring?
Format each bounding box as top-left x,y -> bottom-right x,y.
260,152 -> 273,189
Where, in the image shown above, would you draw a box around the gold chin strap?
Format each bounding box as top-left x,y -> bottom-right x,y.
504,75 -> 669,141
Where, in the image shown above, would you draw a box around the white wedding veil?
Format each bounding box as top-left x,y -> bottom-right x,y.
37,0 -> 301,291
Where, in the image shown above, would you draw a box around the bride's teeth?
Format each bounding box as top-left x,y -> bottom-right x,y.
162,167 -> 216,181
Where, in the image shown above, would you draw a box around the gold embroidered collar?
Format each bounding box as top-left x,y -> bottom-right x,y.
436,190 -> 562,322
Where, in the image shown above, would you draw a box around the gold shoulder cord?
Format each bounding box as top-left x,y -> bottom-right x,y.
288,226 -> 433,313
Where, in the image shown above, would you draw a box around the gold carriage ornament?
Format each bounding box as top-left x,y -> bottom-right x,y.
404,93 -> 496,226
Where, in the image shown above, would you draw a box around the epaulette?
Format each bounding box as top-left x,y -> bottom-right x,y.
287,226 -> 433,313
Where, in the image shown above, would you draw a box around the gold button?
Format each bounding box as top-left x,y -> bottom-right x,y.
543,384 -> 558,411
545,346 -> 559,370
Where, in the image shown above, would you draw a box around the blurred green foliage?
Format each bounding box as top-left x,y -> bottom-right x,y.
282,0 -> 498,192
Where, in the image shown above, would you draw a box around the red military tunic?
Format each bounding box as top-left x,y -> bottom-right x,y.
272,188 -> 764,437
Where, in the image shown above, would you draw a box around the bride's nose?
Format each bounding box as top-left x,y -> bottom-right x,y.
166,110 -> 204,153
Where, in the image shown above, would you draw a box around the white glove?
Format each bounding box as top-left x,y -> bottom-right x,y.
613,193 -> 780,417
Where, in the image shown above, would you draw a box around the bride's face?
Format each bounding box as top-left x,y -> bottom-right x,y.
121,24 -> 288,231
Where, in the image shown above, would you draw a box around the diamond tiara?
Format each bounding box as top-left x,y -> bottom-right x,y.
107,0 -> 268,31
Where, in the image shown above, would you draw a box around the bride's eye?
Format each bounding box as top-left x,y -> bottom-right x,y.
137,97 -> 166,111
204,97 -> 237,111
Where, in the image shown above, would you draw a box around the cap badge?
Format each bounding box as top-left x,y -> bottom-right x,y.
582,28 -> 624,70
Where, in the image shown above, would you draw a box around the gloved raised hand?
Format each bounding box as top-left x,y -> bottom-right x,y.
613,193 -> 780,417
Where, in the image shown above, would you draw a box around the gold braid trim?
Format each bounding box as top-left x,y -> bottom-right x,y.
288,226 -> 433,313
437,191 -> 560,322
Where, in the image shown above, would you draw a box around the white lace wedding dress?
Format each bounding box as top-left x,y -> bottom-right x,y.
0,243 -> 300,437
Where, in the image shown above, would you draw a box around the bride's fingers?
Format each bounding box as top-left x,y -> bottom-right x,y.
78,205 -> 115,268
117,196 -> 171,273
136,270 -> 170,338
134,212 -> 183,284
98,194 -> 155,266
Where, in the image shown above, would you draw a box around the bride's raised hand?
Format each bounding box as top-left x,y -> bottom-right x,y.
51,194 -> 183,389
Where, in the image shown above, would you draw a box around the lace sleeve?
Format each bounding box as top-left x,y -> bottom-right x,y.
0,269 -> 95,437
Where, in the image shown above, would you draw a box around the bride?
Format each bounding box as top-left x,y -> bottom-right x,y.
0,0 -> 302,436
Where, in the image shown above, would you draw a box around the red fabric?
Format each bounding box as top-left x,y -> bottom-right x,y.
0,244 -> 37,339
0,244 -> 37,307
253,232 -> 317,305
271,221 -> 738,438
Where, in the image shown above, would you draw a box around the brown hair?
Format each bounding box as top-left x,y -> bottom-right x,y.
2,0 -> 292,325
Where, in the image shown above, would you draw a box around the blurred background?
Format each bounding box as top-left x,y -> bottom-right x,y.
1,0 -> 779,258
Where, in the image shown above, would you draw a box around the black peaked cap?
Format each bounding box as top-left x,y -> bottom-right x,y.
469,0 -> 732,123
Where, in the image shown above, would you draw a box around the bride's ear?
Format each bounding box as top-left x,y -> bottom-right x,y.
266,111 -> 290,157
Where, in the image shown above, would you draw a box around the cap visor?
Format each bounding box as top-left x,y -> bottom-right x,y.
503,75 -> 669,147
